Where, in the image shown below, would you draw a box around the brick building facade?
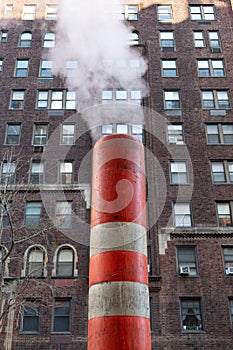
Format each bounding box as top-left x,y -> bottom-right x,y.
0,0 -> 233,349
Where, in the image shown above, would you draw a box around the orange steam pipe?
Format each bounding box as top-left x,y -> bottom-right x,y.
88,134 -> 151,350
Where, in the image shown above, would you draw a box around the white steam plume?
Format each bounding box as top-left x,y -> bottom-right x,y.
50,0 -> 148,110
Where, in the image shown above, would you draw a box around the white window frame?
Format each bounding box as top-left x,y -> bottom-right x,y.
170,161 -> 188,184
60,124 -> 75,145
164,91 -> 181,109
5,124 -> 21,145
174,202 -> 192,227
158,5 -> 172,21
22,5 -> 36,20
193,31 -> 205,48
167,124 -> 184,145
201,90 -> 230,109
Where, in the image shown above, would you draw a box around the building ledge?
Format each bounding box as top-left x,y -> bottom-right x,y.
158,227 -> 233,254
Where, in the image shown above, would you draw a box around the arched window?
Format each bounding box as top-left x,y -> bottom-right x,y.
56,247 -> 74,277
129,31 -> 139,46
27,247 -> 45,278
43,32 -> 55,48
19,32 -> 32,47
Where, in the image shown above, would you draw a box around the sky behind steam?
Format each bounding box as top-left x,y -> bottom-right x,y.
51,0 -> 148,110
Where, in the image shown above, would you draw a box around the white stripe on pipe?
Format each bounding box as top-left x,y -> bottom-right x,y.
88,281 -> 150,320
90,222 -> 147,257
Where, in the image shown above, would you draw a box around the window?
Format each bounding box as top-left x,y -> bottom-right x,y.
174,203 -> 192,227
170,161 -> 188,184
217,202 -> 232,226
15,59 -> 29,77
53,299 -> 71,333
160,32 -> 175,50
208,31 -> 221,49
37,90 -> 76,110
129,31 -> 139,46
25,202 -> 42,228
164,91 -> 180,109
116,5 -> 138,20
30,162 -> 44,184
193,31 -> 205,48
5,4 -> 13,15
61,124 -> 75,145
1,162 -> 16,185
0,59 -> 3,71
19,32 -> 32,47
27,247 -> 44,277
201,90 -> 230,109
66,61 -> 77,77
43,32 -> 55,48
56,247 -> 74,277
39,60 -> 53,78
197,59 -> 225,77
177,246 -> 197,276
45,5 -> 57,20
22,5 -> 36,20
55,201 -> 72,228
10,90 -> 25,109
33,124 -> 48,145
162,60 -> 177,77
5,124 -> 21,145
158,5 -> 172,21
211,161 -> 233,184
21,300 -> 40,333
0,203 -> 12,228
223,247 -> 233,274
102,89 -> 141,105
190,5 -> 215,20
229,300 -> 233,326
167,124 -> 184,144
59,162 -> 73,184
206,124 -> 233,144
101,123 -> 143,141
0,30 -> 8,42
180,299 -> 203,331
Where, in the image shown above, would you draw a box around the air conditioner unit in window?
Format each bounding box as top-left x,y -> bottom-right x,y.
226,267 -> 233,275
33,146 -> 44,153
211,47 -> 221,53
179,266 -> 190,275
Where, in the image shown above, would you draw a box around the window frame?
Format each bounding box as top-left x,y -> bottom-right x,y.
0,30 -> 8,43
160,31 -> 175,50
56,247 -> 75,277
170,161 -> 188,185
15,59 -> 29,77
30,161 -> 44,184
10,90 -> 25,109
5,124 -> 21,145
45,4 -> 57,20
101,123 -> 143,142
211,161 -> 233,184
177,246 -> 198,276
167,124 -> 184,145
19,31 -> 32,47
180,298 -> 203,332
193,31 -> 205,48
21,299 -> 41,334
197,59 -> 225,77
59,161 -> 73,185
39,60 -> 53,78
201,90 -> 230,109
55,201 -> 73,229
174,202 -> 192,227
22,4 -> 36,20
206,123 -> 233,145
43,32 -> 55,48
33,124 -> 48,146
1,161 -> 16,185
161,59 -> 177,77
25,201 -> 42,228
190,5 -> 215,21
164,90 -> 181,110
216,202 -> 233,227
60,124 -> 75,145
158,5 -> 172,22
26,246 -> 45,278
52,298 -> 72,334
222,247 -> 233,275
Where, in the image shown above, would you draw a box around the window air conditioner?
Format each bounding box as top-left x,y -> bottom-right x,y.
179,266 -> 190,275
226,267 -> 233,275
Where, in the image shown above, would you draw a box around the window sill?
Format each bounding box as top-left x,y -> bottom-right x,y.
182,330 -> 205,334
51,332 -> 72,335
19,331 -> 40,335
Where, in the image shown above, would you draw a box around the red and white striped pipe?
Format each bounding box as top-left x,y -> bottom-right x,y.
88,134 -> 151,349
